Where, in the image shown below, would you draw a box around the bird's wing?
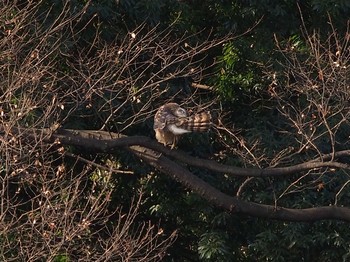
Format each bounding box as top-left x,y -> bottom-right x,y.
154,114 -> 181,130
153,107 -> 167,129
166,117 -> 191,134
153,118 -> 166,129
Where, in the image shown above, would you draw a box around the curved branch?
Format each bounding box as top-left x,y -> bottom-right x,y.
4,126 -> 350,221
4,127 -> 350,177
52,129 -> 350,176
129,144 -> 350,222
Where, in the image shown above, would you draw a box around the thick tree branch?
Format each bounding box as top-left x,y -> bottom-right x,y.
3,128 -> 350,221
3,126 -> 350,221
53,129 -> 350,176
3,127 -> 350,177
129,144 -> 350,222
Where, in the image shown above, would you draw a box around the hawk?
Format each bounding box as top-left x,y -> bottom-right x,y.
153,103 -> 211,148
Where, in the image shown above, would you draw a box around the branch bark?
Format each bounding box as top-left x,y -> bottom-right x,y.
4,126 -> 350,222
130,144 -> 350,222
35,128 -> 350,177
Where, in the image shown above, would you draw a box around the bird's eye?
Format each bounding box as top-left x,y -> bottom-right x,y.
176,108 -> 187,117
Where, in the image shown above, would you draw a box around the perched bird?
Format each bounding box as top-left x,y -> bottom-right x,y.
153,103 -> 211,148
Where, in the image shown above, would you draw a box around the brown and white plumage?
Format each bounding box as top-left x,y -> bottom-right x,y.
153,103 -> 211,147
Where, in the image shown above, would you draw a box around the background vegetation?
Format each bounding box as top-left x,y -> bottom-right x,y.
1,0 -> 350,261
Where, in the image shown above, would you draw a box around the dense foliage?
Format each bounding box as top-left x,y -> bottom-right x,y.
1,0 -> 350,261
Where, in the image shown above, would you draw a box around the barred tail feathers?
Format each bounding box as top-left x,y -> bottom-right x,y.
179,111 -> 212,132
